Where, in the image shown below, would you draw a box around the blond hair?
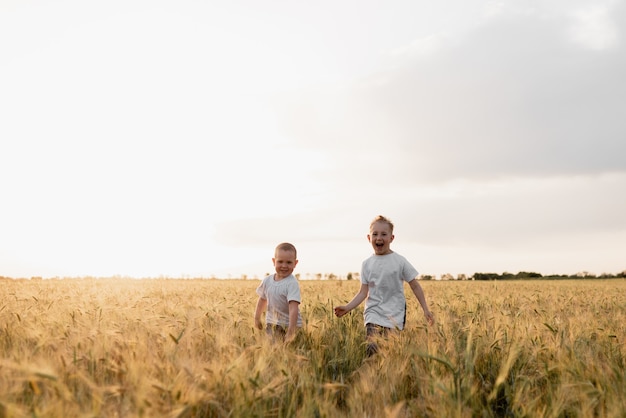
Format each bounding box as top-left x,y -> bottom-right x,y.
275,242 -> 297,258
370,215 -> 394,233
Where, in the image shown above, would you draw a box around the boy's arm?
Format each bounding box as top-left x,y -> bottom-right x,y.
334,284 -> 369,317
285,300 -> 300,342
254,297 -> 267,330
409,278 -> 434,325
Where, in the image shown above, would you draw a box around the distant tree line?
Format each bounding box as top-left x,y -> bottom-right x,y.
314,270 -> 626,281
469,271 -> 626,281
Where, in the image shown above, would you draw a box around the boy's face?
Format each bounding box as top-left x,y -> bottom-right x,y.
368,221 -> 394,255
273,249 -> 298,279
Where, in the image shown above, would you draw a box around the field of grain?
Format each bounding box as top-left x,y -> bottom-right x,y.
0,278 -> 624,417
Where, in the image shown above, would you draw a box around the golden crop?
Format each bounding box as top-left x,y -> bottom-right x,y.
0,278 -> 624,417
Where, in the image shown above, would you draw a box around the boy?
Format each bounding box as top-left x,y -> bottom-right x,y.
254,242 -> 302,342
334,215 -> 434,356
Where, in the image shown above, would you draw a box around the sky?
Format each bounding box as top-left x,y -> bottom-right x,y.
1,0 -> 625,279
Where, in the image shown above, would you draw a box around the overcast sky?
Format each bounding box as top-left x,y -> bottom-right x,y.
1,0 -> 625,279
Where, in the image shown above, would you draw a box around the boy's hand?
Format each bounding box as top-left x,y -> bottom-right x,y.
284,331 -> 296,344
424,310 -> 435,326
254,318 -> 263,330
334,306 -> 349,317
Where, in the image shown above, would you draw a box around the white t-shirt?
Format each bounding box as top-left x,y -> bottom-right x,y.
256,274 -> 302,328
361,252 -> 419,330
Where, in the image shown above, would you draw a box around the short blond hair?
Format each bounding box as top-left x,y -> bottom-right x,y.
275,242 -> 297,258
370,215 -> 394,233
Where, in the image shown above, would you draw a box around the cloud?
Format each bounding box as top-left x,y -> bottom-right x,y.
568,2 -> 620,50
395,173 -> 626,245
208,172 -> 626,277
274,2 -> 626,187
257,3 -> 626,277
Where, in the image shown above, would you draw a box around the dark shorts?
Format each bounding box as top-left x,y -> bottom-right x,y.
366,323 -> 394,338
365,323 -> 398,356
266,324 -> 287,339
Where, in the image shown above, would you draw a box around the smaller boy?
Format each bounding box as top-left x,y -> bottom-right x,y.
254,242 -> 302,342
334,215 -> 434,356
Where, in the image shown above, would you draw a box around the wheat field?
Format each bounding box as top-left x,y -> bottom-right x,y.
0,278 -> 624,417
